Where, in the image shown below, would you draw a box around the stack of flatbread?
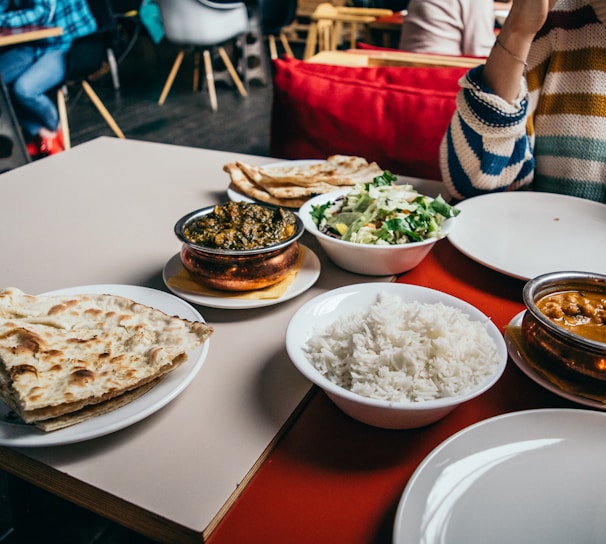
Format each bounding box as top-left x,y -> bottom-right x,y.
0,287 -> 213,431
224,154 -> 385,208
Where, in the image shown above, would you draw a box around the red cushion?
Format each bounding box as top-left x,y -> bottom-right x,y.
270,57 -> 468,180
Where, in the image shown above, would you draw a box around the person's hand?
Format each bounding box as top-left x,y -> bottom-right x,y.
481,0 -> 558,102
504,0 -> 559,38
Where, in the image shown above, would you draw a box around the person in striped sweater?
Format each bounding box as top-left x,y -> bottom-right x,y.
440,0 -> 606,203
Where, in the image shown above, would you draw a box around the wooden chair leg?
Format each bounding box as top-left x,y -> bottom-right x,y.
217,46 -> 248,98
333,20 -> 343,50
304,21 -> 319,59
158,50 -> 185,105
81,80 -> 125,139
318,20 -> 333,52
202,49 -> 218,112
268,35 -> 278,60
280,32 -> 294,58
56,87 -> 71,150
349,22 -> 358,48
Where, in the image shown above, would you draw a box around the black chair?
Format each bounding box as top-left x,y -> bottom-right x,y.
57,0 -> 125,149
0,76 -> 30,173
259,0 -> 298,59
111,0 -> 150,63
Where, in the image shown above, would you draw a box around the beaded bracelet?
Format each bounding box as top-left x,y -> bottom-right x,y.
494,36 -> 529,71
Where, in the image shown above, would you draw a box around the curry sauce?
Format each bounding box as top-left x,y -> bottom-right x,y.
537,290 -> 606,343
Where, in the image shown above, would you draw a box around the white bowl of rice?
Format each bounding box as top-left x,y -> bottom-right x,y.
286,283 -> 507,429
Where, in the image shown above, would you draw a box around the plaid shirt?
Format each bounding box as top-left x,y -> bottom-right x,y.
0,0 -> 97,51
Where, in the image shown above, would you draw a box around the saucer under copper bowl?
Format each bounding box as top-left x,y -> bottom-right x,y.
522,271 -> 606,381
175,202 -> 304,292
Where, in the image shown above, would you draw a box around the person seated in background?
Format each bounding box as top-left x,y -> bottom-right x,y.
440,0 -> 606,204
0,0 -> 97,158
398,0 -> 495,57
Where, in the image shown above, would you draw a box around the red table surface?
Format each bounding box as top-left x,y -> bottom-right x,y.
208,240 -> 576,544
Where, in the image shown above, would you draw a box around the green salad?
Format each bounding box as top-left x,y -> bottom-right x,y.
310,172 -> 460,245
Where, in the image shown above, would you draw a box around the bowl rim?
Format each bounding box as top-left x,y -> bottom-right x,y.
298,188 -> 456,249
522,270 -> 606,351
286,282 -> 507,412
174,202 -> 304,256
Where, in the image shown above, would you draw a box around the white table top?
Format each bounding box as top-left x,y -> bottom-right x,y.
0,137 -> 438,541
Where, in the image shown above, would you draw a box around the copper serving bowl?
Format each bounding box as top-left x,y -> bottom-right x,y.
522,271 -> 606,381
174,202 -> 304,292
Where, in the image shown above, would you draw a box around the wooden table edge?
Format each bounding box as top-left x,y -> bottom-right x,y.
0,387 -> 318,543
0,26 -> 63,47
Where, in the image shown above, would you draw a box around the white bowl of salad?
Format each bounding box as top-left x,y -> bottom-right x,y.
299,173 -> 459,276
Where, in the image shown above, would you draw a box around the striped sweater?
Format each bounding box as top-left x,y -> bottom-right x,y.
440,0 -> 606,203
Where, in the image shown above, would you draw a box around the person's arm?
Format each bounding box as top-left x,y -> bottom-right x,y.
0,0 -> 55,28
483,0 -> 557,102
439,0 -> 559,200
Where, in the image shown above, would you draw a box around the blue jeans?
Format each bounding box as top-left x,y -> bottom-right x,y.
0,46 -> 67,139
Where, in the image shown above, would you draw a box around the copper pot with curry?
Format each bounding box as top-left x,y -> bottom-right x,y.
175,201 -> 304,292
522,271 -> 606,381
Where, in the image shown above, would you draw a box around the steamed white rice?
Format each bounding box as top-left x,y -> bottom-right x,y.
303,292 -> 499,403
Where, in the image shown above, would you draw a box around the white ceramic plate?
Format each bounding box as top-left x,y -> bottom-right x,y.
448,192 -> 606,280
394,409 -> 606,544
0,285 -> 210,447
226,159 -> 323,206
505,311 -> 606,410
162,245 -> 321,309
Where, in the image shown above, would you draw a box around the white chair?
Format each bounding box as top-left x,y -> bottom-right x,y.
157,0 -> 249,111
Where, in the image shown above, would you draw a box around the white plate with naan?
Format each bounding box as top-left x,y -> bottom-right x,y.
0,284 -> 210,447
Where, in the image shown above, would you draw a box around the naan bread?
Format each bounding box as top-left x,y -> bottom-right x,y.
225,164 -> 307,208
0,287 -> 213,429
224,155 -> 385,207
34,379 -> 160,431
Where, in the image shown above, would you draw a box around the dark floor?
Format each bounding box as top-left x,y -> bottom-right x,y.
0,30 -> 299,544
66,31 -> 277,157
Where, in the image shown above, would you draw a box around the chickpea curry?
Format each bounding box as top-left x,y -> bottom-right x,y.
537,290 -> 606,343
183,201 -> 298,251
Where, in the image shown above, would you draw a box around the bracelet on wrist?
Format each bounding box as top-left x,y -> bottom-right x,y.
494,36 -> 529,72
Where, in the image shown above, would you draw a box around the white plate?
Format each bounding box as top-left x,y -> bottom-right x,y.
394,409 -> 606,544
162,245 -> 321,309
0,285 -> 210,447
226,159 -> 323,206
505,311 -> 606,410
448,192 -> 606,280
